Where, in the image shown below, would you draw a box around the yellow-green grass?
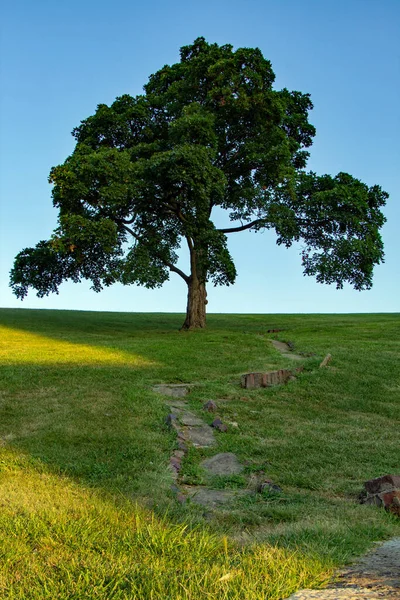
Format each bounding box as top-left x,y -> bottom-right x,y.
0,448 -> 330,599
0,308 -> 399,598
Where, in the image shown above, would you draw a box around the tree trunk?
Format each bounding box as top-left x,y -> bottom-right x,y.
181,276 -> 207,330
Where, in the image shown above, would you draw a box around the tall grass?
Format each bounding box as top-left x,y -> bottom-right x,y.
0,448 -> 330,599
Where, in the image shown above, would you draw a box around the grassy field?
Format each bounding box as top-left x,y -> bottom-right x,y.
0,308 -> 399,598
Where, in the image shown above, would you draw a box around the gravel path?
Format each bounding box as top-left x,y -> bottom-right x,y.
287,538 -> 400,599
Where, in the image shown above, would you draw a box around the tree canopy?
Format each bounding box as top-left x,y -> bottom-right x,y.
10,37 -> 387,328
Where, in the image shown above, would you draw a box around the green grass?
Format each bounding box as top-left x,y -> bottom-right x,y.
0,308 -> 399,598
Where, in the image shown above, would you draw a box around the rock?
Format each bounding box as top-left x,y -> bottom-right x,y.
361,475 -> 400,516
177,439 -> 188,452
383,493 -> 400,517
363,494 -> 383,507
170,456 -> 182,472
173,450 -> 185,460
258,479 -> 283,494
166,399 -> 188,410
201,453 -> 244,476
241,369 -> 293,389
177,430 -> 189,442
319,353 -> 332,368
248,469 -> 279,494
211,418 -> 228,432
166,413 -> 178,426
153,384 -> 189,397
203,400 -> 218,412
182,486 -> 252,508
364,475 -> 400,495
179,412 -> 205,427
186,425 -> 216,448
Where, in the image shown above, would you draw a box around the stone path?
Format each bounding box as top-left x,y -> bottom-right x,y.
153,344 -> 398,599
151,338 -> 309,508
152,383 -> 256,508
181,486 -> 252,508
286,538 -> 400,599
271,339 -> 304,360
201,452 -> 244,476
240,338 -> 307,389
152,384 -> 190,397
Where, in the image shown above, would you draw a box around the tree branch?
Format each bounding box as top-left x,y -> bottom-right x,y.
186,235 -> 194,252
122,224 -> 140,240
218,219 -> 266,234
122,224 -> 190,284
123,215 -> 137,225
166,263 -> 190,284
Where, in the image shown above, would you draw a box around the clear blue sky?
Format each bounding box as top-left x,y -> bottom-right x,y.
1,0 -> 399,314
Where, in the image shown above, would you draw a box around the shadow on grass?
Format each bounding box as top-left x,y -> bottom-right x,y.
0,308 -> 288,508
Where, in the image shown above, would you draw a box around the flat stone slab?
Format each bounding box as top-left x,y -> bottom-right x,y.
201,453 -> 244,476
182,486 -> 252,508
186,425 -> 216,448
271,340 -> 303,360
179,412 -> 206,427
166,399 -> 188,410
153,384 -> 189,397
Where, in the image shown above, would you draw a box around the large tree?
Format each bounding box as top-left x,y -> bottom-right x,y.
11,38 -> 387,329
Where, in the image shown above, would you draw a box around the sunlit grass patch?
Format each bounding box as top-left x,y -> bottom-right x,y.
0,326 -> 155,367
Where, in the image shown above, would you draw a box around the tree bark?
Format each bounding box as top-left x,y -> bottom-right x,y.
181,276 -> 207,330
